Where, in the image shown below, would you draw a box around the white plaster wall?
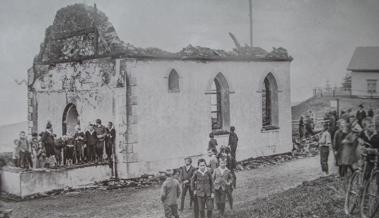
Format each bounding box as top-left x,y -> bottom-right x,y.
125,59 -> 292,173
33,58 -> 121,135
32,57 -> 292,178
1,170 -> 21,196
36,90 -> 115,135
351,71 -> 379,97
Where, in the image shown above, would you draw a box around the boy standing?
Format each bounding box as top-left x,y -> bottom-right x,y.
213,157 -> 233,217
319,123 -> 332,176
161,169 -> 181,218
179,157 -> 196,212
207,149 -> 218,174
219,146 -> 235,208
16,131 -> 32,169
208,133 -> 218,153
191,158 -> 214,218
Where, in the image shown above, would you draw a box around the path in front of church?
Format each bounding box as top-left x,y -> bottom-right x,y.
4,155 -> 331,218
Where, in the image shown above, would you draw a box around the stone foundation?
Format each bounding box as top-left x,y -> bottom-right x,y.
1,164 -> 112,198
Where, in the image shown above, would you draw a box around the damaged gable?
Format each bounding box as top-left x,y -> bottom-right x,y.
35,4 -> 126,64
33,3 -> 293,64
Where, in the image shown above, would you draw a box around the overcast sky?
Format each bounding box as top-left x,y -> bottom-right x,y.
0,0 -> 379,125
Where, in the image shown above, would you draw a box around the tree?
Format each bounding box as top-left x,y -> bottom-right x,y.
342,72 -> 351,91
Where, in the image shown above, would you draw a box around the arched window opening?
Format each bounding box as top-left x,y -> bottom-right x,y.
62,103 -> 79,136
262,73 -> 279,129
210,73 -> 230,132
168,69 -> 179,92
211,79 -> 222,129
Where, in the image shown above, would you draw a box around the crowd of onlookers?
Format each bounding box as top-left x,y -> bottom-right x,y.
13,119 -> 116,169
160,126 -> 238,218
298,104 -> 378,178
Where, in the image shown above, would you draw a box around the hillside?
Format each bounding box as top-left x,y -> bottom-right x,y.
292,96 -> 379,121
0,121 -> 27,152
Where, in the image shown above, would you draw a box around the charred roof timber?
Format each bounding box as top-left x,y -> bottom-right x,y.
34,4 -> 293,65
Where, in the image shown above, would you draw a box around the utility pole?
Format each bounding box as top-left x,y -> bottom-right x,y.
249,0 -> 253,47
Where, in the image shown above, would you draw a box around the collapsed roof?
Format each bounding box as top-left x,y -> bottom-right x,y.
34,4 -> 293,64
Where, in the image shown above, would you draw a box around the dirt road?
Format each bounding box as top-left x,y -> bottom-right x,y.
4,155 -> 328,218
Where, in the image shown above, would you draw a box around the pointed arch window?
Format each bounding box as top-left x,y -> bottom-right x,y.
168,69 -> 180,92
262,73 -> 279,130
210,73 -> 230,131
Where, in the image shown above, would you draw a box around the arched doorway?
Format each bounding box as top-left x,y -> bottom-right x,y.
62,103 -> 79,136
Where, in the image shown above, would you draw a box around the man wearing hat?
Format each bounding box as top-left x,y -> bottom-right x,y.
179,157 -> 196,212
228,126 -> 238,161
85,124 -> 97,162
94,119 -> 107,163
40,121 -> 56,166
356,104 -> 367,127
73,124 -> 85,164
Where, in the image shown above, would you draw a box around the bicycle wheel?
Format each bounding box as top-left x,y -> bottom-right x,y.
345,170 -> 363,215
361,172 -> 379,218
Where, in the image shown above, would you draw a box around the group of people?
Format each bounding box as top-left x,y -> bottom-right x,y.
298,110 -> 317,139
160,126 -> 238,218
317,104 -> 379,177
13,119 -> 116,169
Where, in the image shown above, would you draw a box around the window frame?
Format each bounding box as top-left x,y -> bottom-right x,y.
211,79 -> 223,130
168,69 -> 180,93
261,73 -> 279,131
367,79 -> 377,94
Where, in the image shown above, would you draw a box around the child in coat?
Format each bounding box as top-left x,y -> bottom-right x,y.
191,158 -> 214,218
161,169 -> 181,218
14,131 -> 32,169
208,133 -> 218,153
208,149 -> 218,174
213,157 -> 233,217
218,147 -> 235,210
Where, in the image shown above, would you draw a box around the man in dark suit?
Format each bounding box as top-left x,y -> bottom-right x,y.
106,122 -> 116,162
94,119 -> 107,163
356,104 -> 367,127
85,124 -> 97,162
41,122 -> 55,159
228,126 -> 239,161
179,157 -> 196,212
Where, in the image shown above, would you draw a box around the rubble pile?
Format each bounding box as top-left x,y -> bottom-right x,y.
234,176 -> 349,218
293,134 -> 321,156
265,47 -> 293,60
93,173 -> 166,191
176,44 -> 232,58
232,45 -> 269,58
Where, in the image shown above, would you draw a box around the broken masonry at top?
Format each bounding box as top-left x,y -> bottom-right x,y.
34,3 -> 293,65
